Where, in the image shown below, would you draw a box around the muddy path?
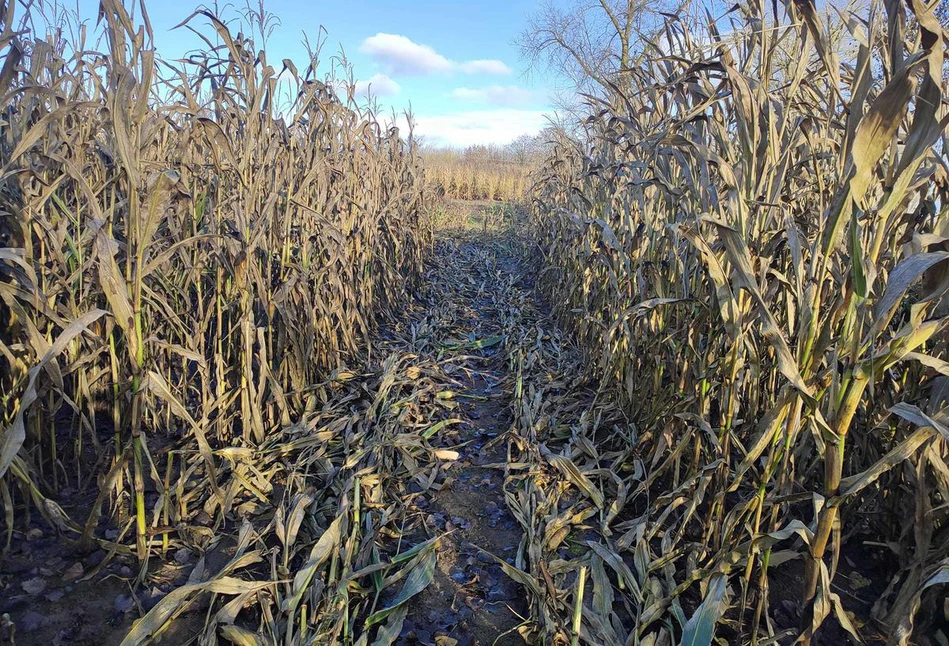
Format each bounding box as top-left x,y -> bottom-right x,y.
390,232 -> 531,645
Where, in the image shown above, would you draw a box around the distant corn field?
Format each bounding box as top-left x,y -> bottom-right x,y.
425,147 -> 535,202
0,0 -> 432,567
530,0 -> 949,643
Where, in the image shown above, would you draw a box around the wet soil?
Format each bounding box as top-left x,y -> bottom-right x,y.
395,233 -> 529,645
0,531 -> 206,645
398,373 -> 526,646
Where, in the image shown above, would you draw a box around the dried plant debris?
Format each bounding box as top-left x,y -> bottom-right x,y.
4,1 -> 949,646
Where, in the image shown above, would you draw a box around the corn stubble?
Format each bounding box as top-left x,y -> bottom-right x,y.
527,0 -> 949,644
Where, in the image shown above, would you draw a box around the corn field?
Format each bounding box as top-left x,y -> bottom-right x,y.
427,162 -> 531,202
528,0 -> 949,644
0,1 -> 442,642
2,0 -> 949,645
425,147 -> 536,202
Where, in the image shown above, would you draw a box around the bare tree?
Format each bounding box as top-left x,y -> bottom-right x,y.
507,132 -> 550,164
516,0 -> 673,98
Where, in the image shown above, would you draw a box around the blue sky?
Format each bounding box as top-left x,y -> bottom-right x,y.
69,0 -> 558,147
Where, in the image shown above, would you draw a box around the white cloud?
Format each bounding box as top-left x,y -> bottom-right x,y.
390,109 -> 548,147
354,73 -> 401,98
459,59 -> 511,75
359,33 -> 511,77
360,33 -> 453,76
452,85 -> 535,108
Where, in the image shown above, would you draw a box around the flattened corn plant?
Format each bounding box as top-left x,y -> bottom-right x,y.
0,0 -> 438,627
528,0 -> 949,643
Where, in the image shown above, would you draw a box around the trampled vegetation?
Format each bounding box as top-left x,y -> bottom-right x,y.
1,0 -> 948,645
